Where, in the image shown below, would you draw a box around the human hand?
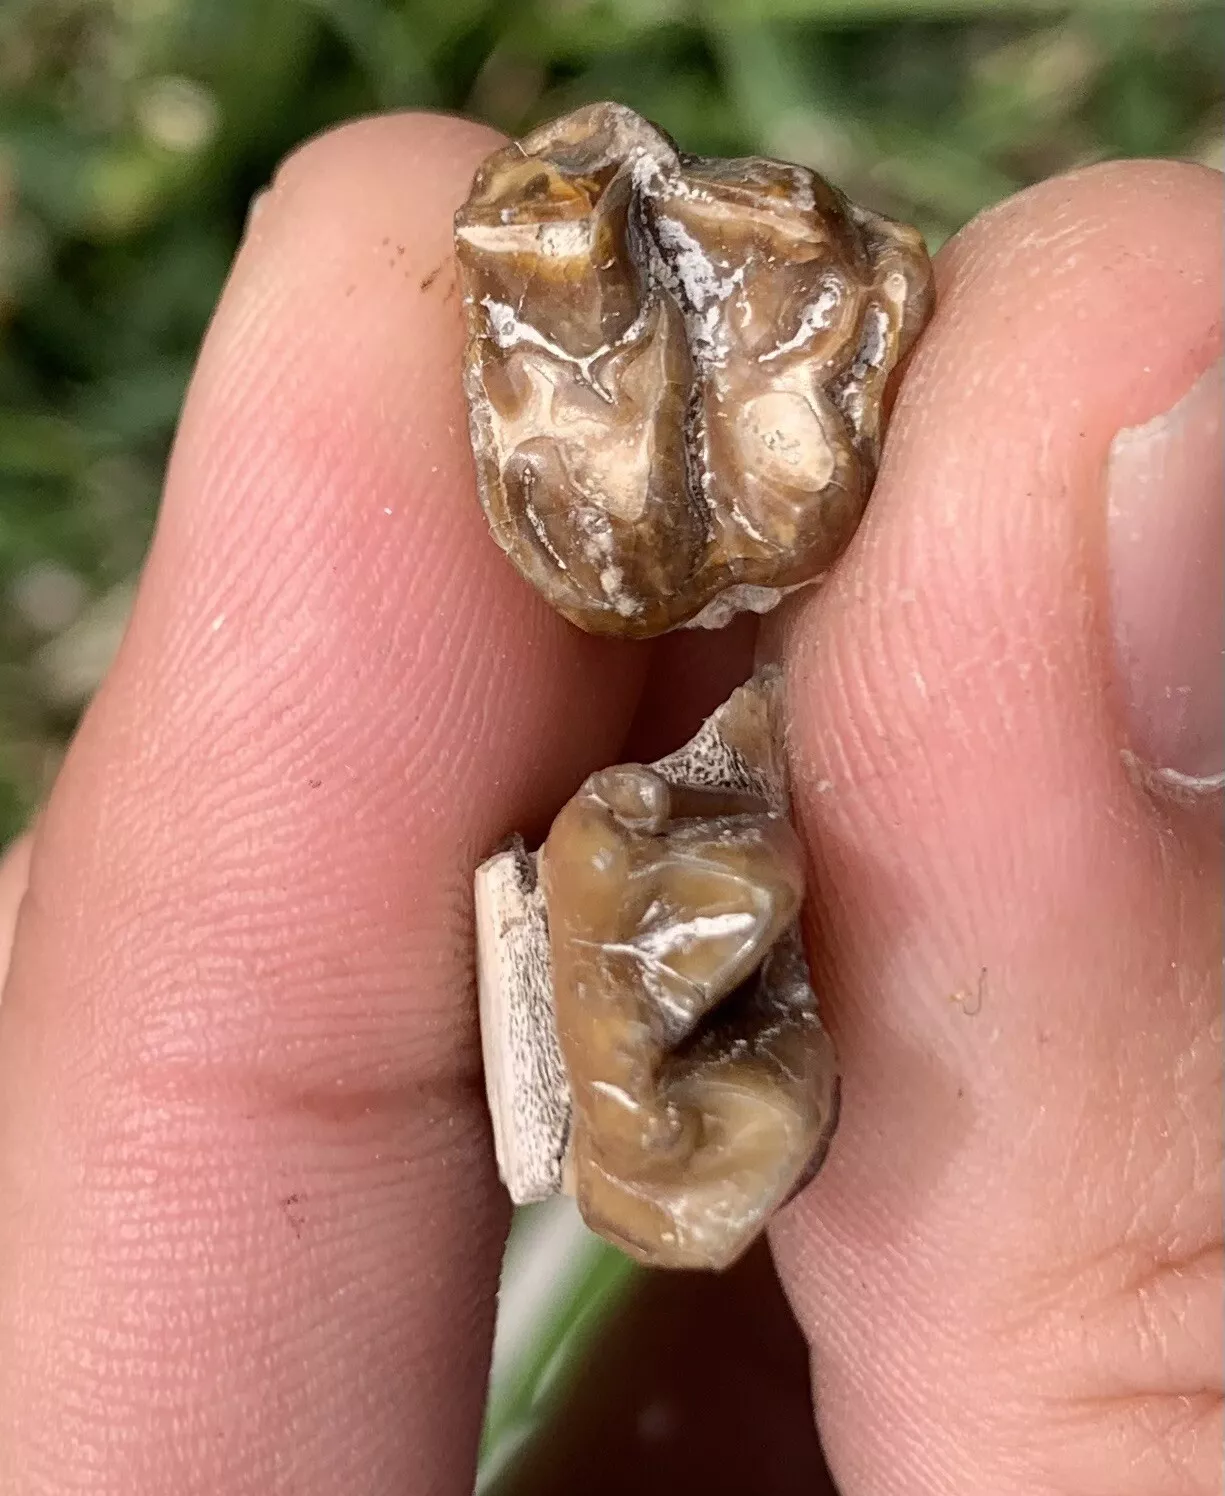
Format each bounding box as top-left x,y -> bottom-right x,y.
0,115 -> 1219,1495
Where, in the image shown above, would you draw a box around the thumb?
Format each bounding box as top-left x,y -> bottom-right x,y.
772,159 -> 1223,1496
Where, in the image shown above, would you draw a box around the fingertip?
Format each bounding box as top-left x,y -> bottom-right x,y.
235,109 -> 506,314
173,109 -> 506,549
778,160 -> 1224,1099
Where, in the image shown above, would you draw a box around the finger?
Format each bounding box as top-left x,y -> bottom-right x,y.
0,835 -> 32,994
770,160 -> 1223,1496
0,114 -> 645,1496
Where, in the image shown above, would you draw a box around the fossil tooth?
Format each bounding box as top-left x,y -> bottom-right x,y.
454,100 -> 933,638
474,667 -> 839,1270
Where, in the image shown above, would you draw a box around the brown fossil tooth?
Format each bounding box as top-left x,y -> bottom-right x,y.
454,101 -> 934,638
474,667 -> 839,1270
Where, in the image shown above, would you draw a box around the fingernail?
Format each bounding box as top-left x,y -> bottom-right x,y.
1107,357 -> 1224,792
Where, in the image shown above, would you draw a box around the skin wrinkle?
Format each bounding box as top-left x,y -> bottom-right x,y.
1027,1393 -> 1222,1496
17,1089 -> 502,1484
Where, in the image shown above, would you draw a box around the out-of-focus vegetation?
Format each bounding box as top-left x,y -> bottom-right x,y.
0,0 -> 1221,842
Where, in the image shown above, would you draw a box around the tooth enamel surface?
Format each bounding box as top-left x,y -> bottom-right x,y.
454,100 -> 934,637
474,668 -> 840,1270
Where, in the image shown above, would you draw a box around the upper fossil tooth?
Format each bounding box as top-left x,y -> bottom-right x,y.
454,101 -> 934,638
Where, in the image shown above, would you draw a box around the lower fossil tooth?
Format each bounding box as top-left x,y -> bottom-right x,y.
474,666 -> 839,1270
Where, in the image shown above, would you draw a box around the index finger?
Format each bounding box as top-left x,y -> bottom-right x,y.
0,114 -> 644,1496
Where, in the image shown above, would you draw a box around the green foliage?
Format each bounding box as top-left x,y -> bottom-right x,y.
0,0 -> 1221,842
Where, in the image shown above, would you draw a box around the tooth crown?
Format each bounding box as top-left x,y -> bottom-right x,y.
463,105 -> 927,1267
454,100 -> 933,637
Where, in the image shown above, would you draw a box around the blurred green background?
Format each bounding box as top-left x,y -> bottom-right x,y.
0,0 -> 1221,841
